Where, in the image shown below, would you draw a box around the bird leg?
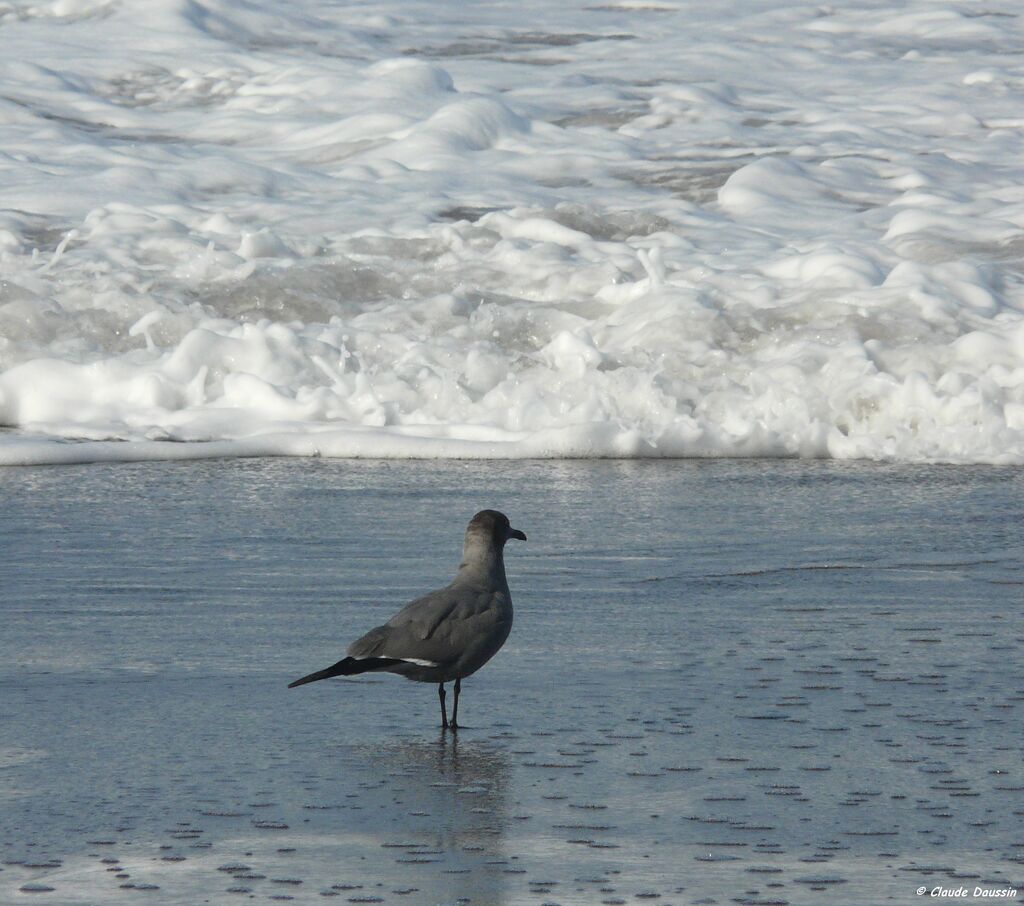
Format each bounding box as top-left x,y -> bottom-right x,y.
450,678 -> 461,730
438,682 -> 449,729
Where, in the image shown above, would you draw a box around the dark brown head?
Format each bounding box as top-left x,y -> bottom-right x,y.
466,509 -> 527,547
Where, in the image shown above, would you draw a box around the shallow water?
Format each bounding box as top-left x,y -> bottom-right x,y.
2,459 -> 1022,904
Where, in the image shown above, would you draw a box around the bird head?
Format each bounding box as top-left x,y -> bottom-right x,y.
467,510 -> 527,546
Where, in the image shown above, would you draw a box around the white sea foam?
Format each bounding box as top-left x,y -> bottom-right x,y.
1,0 -> 1024,464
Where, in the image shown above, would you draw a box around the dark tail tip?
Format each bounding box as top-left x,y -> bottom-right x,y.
287,656 -> 406,688
288,657 -> 356,688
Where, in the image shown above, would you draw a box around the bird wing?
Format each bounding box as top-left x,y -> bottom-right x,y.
385,585 -> 464,640
346,584 -> 500,666
345,624 -> 392,659
345,585 -> 460,662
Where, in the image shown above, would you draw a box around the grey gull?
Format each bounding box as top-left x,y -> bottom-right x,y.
288,509 -> 526,729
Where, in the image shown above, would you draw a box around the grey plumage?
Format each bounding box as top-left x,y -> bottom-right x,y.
288,509 -> 526,729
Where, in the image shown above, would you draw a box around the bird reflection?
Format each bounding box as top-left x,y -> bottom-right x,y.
351,734 -> 511,904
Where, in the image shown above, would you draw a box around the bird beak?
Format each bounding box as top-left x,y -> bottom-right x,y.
509,528 -> 527,541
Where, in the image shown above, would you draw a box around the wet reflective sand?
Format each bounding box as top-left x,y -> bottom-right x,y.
2,460 -> 1022,904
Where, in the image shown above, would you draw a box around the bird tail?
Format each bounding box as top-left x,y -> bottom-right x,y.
287,656 -> 406,688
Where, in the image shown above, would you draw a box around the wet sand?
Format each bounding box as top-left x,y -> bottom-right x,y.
2,459 -> 1022,904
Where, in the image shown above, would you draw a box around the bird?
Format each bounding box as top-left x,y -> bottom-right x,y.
288,509 -> 526,730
